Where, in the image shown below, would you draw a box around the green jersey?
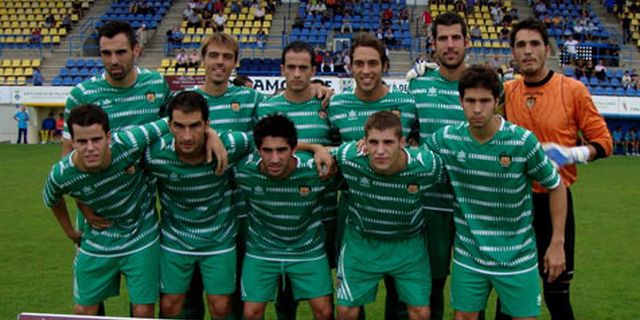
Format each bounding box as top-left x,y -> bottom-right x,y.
189,85 -> 264,133
43,119 -> 170,257
144,131 -> 252,254
328,90 -> 418,142
234,152 -> 332,260
426,118 -> 561,274
64,67 -> 171,139
257,93 -> 334,146
333,141 -> 445,240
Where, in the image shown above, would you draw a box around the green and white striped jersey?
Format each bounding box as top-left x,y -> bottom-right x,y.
43,118 -> 170,257
426,118 -> 561,274
257,93 -> 334,146
409,68 -> 463,214
64,67 -> 171,139
257,93 -> 339,218
328,90 -> 418,142
188,85 -> 264,133
333,141 -> 445,240
144,131 -> 252,255
234,152 -> 332,261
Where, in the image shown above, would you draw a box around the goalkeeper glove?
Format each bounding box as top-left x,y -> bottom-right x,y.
542,143 -> 590,167
406,61 -> 439,81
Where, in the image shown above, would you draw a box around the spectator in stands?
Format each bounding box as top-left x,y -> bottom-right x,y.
584,59 -> 595,80
574,58 -> 586,79
184,6 -> 201,28
612,127 -> 624,154
32,67 -> 44,86
256,29 -> 267,51
40,112 -> 56,144
499,27 -> 510,40
61,14 -> 72,31
470,25 -> 482,40
72,0 -> 84,19
314,47 -> 324,71
420,8 -> 432,36
265,0 -> 277,14
213,12 -> 226,32
321,51 -> 334,73
55,112 -> 64,142
342,49 -> 351,74
381,8 -> 393,28
622,71 -> 634,89
376,27 -> 384,40
534,0 -> 547,16
189,50 -> 201,68
136,24 -> 148,57
594,59 -> 607,82
398,7 -> 409,26
231,1 -> 241,14
172,26 -> 184,43
293,14 -> 304,29
383,28 -> 397,46
254,3 -> 266,22
30,28 -> 42,44
129,0 -> 140,14
551,15 -> 563,29
564,35 -> 579,62
175,49 -> 189,71
320,7 -> 333,24
43,14 -> 56,28
342,12 -> 354,34
13,105 -> 29,144
232,75 -> 253,87
628,127 -> 639,155
491,5 -> 503,26
454,0 -> 466,13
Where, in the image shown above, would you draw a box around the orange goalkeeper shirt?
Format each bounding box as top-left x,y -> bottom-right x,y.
504,71 -> 612,193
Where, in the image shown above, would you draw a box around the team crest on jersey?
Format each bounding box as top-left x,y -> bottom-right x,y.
318,109 -> 328,119
299,185 -> 311,197
457,150 -> 466,162
231,102 -> 241,112
359,177 -> 370,188
525,96 -> 536,108
145,91 -> 156,103
348,110 -> 358,121
499,153 -> 512,168
407,183 -> 419,193
169,172 -> 180,181
81,186 -> 93,195
427,86 -> 437,96
254,185 -> 265,195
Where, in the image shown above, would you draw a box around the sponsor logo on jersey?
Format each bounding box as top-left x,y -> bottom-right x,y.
145,91 -> 156,103
254,185 -> 265,195
299,185 -> 311,197
82,186 -> 93,195
407,183 -> 419,193
231,102 -> 241,112
428,86 -> 437,96
348,110 -> 357,121
359,177 -> 370,188
499,153 -> 512,168
169,172 -> 180,181
457,150 -> 466,162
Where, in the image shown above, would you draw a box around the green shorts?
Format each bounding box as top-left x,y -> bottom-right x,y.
336,228 -> 431,307
160,247 -> 236,295
241,255 -> 333,302
451,262 -> 541,317
74,241 -> 160,306
423,210 -> 454,279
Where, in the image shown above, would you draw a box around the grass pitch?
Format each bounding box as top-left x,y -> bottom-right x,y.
1,144 -> 638,319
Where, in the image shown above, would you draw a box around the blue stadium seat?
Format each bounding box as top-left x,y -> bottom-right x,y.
66,59 -> 76,68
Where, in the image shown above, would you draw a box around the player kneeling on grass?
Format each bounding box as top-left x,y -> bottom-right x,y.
43,104 -> 172,317
234,114 -> 335,320
334,111 -> 446,320
423,65 -> 568,320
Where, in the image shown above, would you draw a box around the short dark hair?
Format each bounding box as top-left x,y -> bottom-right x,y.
432,11 -> 467,39
365,111 -> 402,139
349,32 -> 389,69
167,91 -> 209,121
98,20 -> 137,48
253,114 -> 298,149
282,40 -> 316,66
232,75 -> 253,87
458,64 -> 501,99
67,104 -> 110,138
510,17 -> 549,47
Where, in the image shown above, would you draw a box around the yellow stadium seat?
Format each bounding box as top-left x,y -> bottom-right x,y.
187,27 -> 195,34
186,68 -> 196,76
42,35 -> 52,44
41,28 -> 49,35
4,68 -> 14,76
165,68 -> 176,76
226,20 -> 234,28
182,35 -> 192,43
32,59 -> 41,68
196,27 -> 204,34
11,59 -> 20,67
232,27 -> 241,34
71,14 -> 78,22
197,67 -> 205,75
241,27 -> 250,34
229,13 -> 237,20
205,27 -> 214,35
0,77 -> 5,86
2,59 -> 11,67
241,7 -> 248,14
50,28 -> 59,35
156,67 -> 165,74
14,67 -> 23,76
0,69 -> 4,76
487,26 -> 496,33
53,35 -> 60,44
262,21 -> 271,28
239,14 -> 246,20
24,67 -> 33,76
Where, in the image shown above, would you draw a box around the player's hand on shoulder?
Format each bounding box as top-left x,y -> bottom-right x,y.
313,146 -> 335,180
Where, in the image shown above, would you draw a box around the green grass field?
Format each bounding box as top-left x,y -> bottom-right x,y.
1,144 -> 638,319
